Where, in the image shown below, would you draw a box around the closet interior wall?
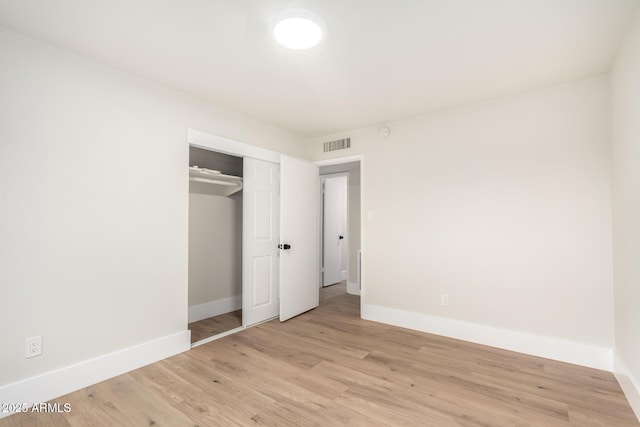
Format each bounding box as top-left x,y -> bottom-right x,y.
188,147 -> 243,327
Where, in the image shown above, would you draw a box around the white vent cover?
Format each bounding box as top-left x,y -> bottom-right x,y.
323,137 -> 351,152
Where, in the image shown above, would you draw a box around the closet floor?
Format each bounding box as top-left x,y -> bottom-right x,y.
189,309 -> 242,343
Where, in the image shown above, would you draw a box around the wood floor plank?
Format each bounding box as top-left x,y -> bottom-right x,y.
319,281 -> 347,301
1,411 -> 72,427
1,293 -> 637,426
189,309 -> 242,343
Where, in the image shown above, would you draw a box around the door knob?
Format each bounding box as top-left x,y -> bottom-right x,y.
339,235 -> 344,240
278,244 -> 291,250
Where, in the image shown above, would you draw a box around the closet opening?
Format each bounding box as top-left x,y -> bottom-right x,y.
188,146 -> 244,345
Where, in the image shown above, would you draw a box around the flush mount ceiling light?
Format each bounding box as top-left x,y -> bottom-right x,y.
269,9 -> 326,50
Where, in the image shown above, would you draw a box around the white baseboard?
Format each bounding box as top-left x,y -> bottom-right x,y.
188,295 -> 242,323
613,350 -> 640,422
361,303 -> 612,371
346,281 -> 360,296
0,330 -> 190,419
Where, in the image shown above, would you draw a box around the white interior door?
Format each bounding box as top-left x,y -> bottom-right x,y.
243,157 -> 279,326
279,155 -> 319,321
322,175 -> 348,286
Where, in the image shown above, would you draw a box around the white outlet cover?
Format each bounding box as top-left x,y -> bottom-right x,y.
441,294 -> 450,306
25,336 -> 42,358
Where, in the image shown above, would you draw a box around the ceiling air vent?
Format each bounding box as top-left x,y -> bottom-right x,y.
323,137 -> 351,152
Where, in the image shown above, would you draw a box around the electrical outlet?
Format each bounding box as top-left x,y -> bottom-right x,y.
25,336 -> 42,358
440,294 -> 450,307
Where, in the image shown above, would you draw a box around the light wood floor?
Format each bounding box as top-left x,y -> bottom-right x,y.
320,281 -> 347,302
189,282 -> 345,344
189,309 -> 242,343
2,294 -> 637,426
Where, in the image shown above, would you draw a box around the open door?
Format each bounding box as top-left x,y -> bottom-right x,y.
242,157 -> 280,326
322,175 -> 348,286
279,155 -> 319,321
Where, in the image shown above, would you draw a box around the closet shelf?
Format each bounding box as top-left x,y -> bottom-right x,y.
189,166 -> 243,197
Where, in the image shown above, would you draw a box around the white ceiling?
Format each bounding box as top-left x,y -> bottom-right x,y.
0,0 -> 637,138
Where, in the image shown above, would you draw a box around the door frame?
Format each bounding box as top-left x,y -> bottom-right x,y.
188,129 -> 280,164
319,172 -> 350,287
314,155 -> 365,310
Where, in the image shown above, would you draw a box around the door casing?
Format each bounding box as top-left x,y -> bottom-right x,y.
314,155 -> 365,302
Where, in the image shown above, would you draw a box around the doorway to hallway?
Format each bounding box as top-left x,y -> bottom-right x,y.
318,160 -> 362,298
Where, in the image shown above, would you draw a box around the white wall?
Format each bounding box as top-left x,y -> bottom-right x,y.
309,76 -> 614,362
0,26 -> 304,387
611,4 -> 640,417
188,192 -> 242,307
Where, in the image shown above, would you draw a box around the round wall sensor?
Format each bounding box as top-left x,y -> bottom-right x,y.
378,126 -> 390,139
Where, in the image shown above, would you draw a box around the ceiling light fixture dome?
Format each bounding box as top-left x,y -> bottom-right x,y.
269,9 -> 326,50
